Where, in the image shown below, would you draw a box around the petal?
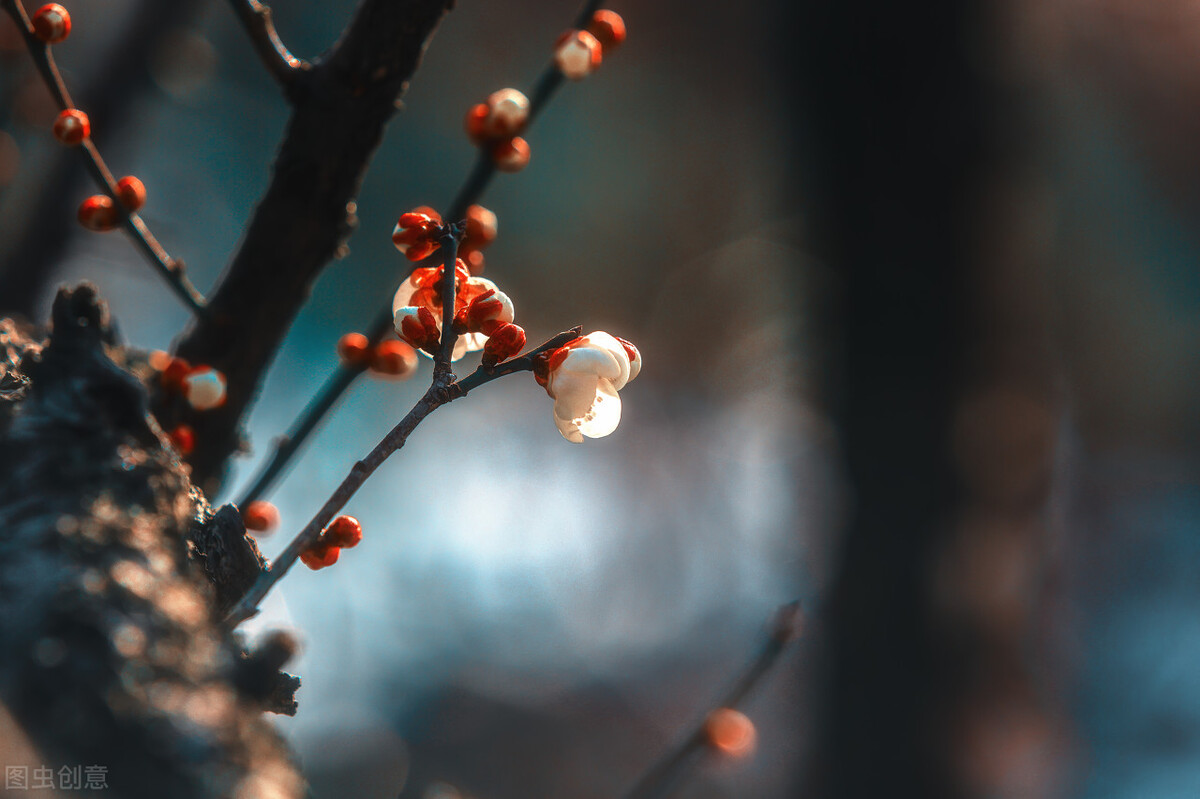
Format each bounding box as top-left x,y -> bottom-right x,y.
392,277 -> 418,314
559,343 -> 624,384
555,413 -> 584,443
574,378 -> 622,439
551,371 -> 602,421
574,332 -> 631,388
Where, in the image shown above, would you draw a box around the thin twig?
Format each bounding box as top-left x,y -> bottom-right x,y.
0,0 -> 207,315
621,602 -> 803,799
226,0 -> 309,90
433,223 -> 463,382
224,324 -> 582,626
228,0 -> 616,503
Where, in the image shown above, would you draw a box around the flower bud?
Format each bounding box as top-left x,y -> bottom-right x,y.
183,366 -> 227,411
52,108 -> 88,146
32,4 -> 71,44
299,542 -> 340,570
115,175 -> 145,211
587,10 -> 626,53
464,205 -> 498,249
324,515 -> 362,548
465,89 -> 530,144
77,195 -> 117,231
555,30 -> 602,80
395,305 -> 442,353
168,424 -> 195,455
243,501 -> 280,533
337,332 -> 370,365
703,708 -> 756,759
482,322 -> 526,367
369,339 -> 418,379
491,137 -> 530,173
392,206 -> 443,261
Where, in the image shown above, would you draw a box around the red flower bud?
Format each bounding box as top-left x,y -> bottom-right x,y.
299,542 -> 340,570
337,332 -> 370,365
587,10 -> 626,53
491,137 -> 530,173
115,175 -> 145,211
369,339 -> 418,378
32,4 -> 71,44
324,515 -> 362,549
160,356 -> 191,393
555,30 -> 602,81
52,108 -> 88,146
243,500 -> 280,533
77,195 -> 117,232
168,424 -> 195,455
482,322 -> 526,367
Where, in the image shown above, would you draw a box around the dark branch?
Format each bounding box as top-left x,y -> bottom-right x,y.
621,602 -> 803,799
170,0 -> 455,492
0,0 -> 207,314
226,0 -> 308,90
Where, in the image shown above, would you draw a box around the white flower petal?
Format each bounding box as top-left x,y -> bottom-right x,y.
574,378 -> 622,439
550,371 -> 601,420
575,331 -> 631,388
392,277 -> 418,314
559,345 -> 623,384
554,414 -> 584,443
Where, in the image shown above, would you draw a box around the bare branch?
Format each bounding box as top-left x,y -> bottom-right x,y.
0,0 -> 207,314
621,602 -> 803,799
170,0 -> 455,491
226,0 -> 308,90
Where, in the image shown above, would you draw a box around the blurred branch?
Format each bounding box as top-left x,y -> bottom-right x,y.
621,602 -> 803,799
232,0 -> 614,508
170,0 -> 455,492
0,0 -> 207,315
226,0 -> 309,90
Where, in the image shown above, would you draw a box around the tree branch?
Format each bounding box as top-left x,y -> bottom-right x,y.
621,602 -> 803,799
224,326 -> 581,626
170,0 -> 455,492
226,0 -> 308,90
0,0 -> 207,314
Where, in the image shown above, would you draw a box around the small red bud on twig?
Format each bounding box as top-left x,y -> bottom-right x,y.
52,108 -> 88,146
115,175 -> 146,211
243,500 -> 280,533
32,4 -> 71,44
77,195 -> 117,231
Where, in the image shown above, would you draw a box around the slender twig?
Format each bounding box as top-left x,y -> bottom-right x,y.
621,602 -> 803,799
224,323 -> 581,626
226,0 -> 309,90
433,224 -> 464,381
0,0 -> 207,314
228,0 -> 617,503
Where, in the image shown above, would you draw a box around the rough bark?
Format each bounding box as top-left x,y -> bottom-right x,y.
0,285 -> 301,798
171,0 -> 455,493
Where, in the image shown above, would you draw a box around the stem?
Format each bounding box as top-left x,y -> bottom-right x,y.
621,602 -> 803,799
0,0 -> 207,316
226,0 -> 309,90
433,224 -> 463,381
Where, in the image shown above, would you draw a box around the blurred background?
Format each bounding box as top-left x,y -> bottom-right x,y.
1,0 -> 1198,797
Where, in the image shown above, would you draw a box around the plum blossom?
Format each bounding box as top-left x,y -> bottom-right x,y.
393,260 -> 514,360
539,332 -> 641,443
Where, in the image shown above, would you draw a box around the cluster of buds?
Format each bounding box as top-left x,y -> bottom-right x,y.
465,89 -> 532,173
393,257 -> 526,364
32,3 -> 71,43
77,176 -> 146,232
151,351 -> 228,411
299,515 -> 362,571
534,331 -> 641,442
554,10 -> 625,81
337,333 -> 419,380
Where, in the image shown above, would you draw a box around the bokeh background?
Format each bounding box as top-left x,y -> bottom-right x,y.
2,0 -> 1199,797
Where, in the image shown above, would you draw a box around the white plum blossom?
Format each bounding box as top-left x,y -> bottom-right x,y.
544,331 -> 641,443
183,367 -> 227,411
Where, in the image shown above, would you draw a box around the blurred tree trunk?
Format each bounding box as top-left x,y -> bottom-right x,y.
794,1 -> 1065,797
